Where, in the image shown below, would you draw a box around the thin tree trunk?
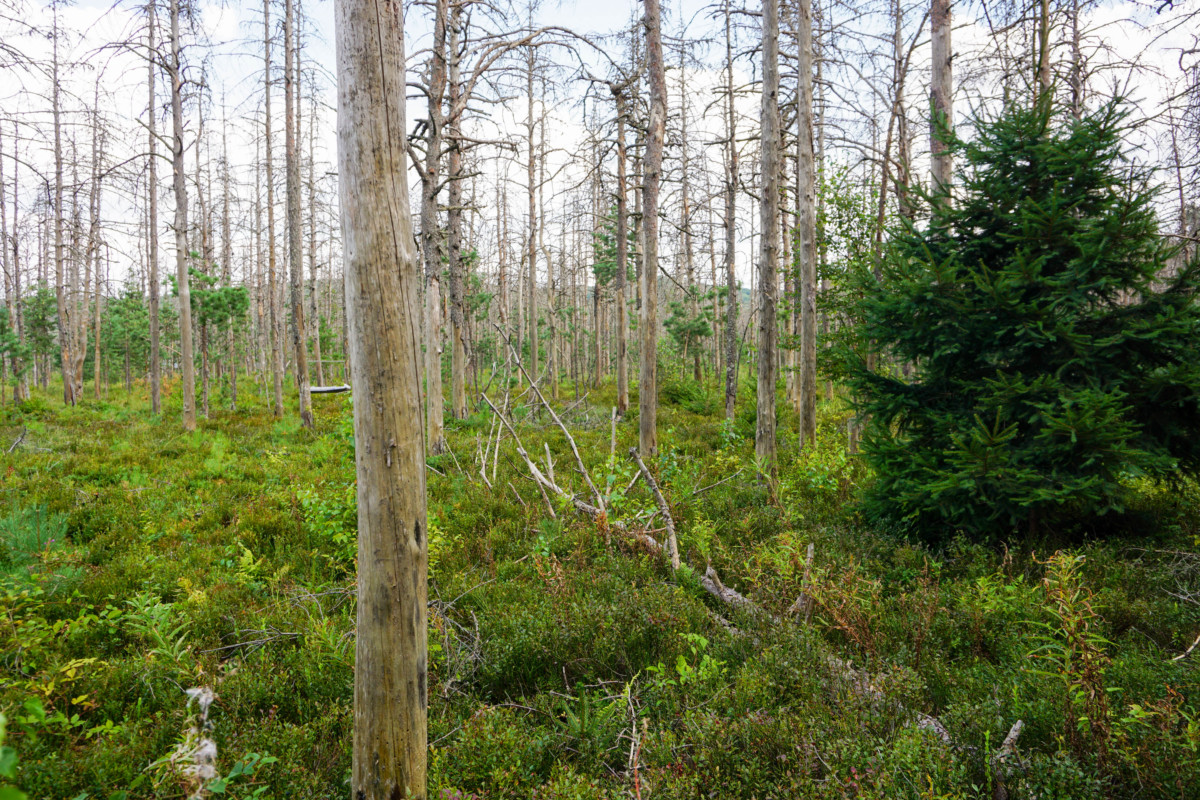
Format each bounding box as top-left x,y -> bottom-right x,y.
797,0 -> 818,449
170,0 -> 196,431
613,86 -> 630,414
756,0 -> 781,473
285,0 -> 313,427
930,0 -> 953,192
525,44 -> 538,389
52,8 -> 74,406
144,6 -> 162,411
264,0 -> 284,418
723,0 -> 739,421
420,0 -> 447,453
447,5 -> 467,420
641,0 -> 666,458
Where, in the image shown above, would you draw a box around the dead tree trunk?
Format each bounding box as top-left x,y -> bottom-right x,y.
286,0 -> 313,427
755,0 -> 781,473
169,0 -> 196,431
264,0 -> 284,418
722,0 -> 739,422
613,85 -> 630,415
147,0 -> 162,413
447,4 -> 468,420
420,0 -> 447,453
930,0 -> 952,193
335,0 -> 429,794
641,0 -> 666,458
797,0 -> 818,449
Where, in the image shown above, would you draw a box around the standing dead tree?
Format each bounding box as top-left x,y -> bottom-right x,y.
335,0 -> 429,794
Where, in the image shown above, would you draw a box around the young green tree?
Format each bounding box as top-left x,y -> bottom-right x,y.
844,98 -> 1200,541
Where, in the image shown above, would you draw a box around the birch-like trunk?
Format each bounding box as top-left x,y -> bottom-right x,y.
930,0 -> 953,193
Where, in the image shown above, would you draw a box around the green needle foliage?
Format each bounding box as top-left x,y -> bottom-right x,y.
842,97 -> 1200,542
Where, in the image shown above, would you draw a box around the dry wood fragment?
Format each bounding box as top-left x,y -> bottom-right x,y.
628,447 -> 680,570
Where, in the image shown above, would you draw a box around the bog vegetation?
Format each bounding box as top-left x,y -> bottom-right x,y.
3,368 -> 1200,799
2,0 -> 1200,796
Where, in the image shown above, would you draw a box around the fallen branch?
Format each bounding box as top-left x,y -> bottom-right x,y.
990,719 -> 1025,800
7,427 -> 26,454
1173,630 -> 1200,661
495,324 -> 605,513
786,543 -> 816,622
628,447 -> 680,570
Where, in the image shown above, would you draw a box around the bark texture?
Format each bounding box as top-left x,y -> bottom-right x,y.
335,0 -> 429,796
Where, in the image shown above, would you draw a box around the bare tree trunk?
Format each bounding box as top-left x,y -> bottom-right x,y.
1037,0 -> 1051,102
146,1 -> 162,413
678,53 -> 701,384
930,0 -> 953,192
264,0 -> 284,418
420,0 -> 447,453
285,0 -> 313,427
497,183 -> 508,338
722,0 -> 738,421
756,0 -> 781,473
1069,0 -> 1083,119
170,0 -> 196,431
525,44 -> 538,389
52,8 -> 74,406
797,0 -> 818,449
307,80 -> 325,387
447,5 -> 467,420
335,0 -> 428,795
641,0 -> 665,458
613,87 -> 630,414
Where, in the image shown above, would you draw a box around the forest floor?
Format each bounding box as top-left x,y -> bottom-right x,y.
1,372 -> 1198,799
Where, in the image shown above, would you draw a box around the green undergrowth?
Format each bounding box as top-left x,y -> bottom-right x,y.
0,376 -> 1197,798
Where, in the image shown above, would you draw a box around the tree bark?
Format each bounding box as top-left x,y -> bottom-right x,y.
420,0 -> 447,453
756,0 -> 781,473
264,0 -> 284,418
146,1 -> 162,413
447,4 -> 467,420
334,0 -> 428,795
930,0 -> 953,193
641,0 -> 666,458
797,0 -> 818,449
285,0 -> 313,427
613,86 -> 630,415
169,0 -> 196,431
722,0 -> 739,422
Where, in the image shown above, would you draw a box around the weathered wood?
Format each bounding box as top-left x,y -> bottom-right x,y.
640,0 -> 666,458
756,0 -> 781,473
628,446 -> 679,570
335,0 -> 428,794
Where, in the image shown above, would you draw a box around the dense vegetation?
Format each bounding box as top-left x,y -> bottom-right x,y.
1,369 -> 1198,798
843,99 -> 1200,543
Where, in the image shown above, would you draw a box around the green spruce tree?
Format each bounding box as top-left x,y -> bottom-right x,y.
844,97 -> 1200,541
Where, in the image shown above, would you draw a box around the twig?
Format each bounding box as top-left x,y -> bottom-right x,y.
495,324 -> 606,513
689,469 -> 743,497
990,719 -> 1025,800
628,447 -> 680,570
1173,630 -> 1200,661
787,543 -> 816,622
7,427 -> 26,454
